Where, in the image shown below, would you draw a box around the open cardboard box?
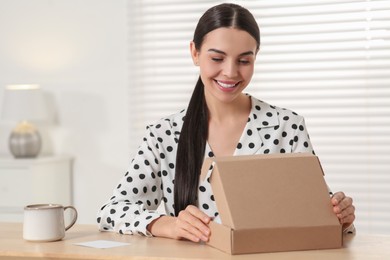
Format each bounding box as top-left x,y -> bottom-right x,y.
201,153 -> 342,254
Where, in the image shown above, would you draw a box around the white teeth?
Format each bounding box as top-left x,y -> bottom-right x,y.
217,81 -> 237,88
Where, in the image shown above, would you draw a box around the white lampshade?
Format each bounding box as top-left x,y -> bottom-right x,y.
1,84 -> 48,122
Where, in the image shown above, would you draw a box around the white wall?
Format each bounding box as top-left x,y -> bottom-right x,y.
0,0 -> 130,224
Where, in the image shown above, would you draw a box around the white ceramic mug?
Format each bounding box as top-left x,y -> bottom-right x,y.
23,204 -> 78,242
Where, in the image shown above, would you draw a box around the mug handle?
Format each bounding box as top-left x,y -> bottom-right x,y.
64,206 -> 78,231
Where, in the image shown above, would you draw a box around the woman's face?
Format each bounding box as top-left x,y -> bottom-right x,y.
191,27 -> 258,104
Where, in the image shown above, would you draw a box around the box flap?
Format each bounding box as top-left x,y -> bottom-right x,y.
207,221 -> 233,254
204,153 -> 340,230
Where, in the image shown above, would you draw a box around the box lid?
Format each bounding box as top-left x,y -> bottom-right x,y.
200,153 -> 340,230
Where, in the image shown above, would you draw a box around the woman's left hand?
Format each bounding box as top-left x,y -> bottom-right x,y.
331,191 -> 355,230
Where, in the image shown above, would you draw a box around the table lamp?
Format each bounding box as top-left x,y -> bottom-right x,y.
1,84 -> 48,158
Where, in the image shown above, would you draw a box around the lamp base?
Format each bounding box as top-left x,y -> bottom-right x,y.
9,121 -> 41,158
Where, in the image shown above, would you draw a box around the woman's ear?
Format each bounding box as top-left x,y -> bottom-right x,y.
190,41 -> 199,66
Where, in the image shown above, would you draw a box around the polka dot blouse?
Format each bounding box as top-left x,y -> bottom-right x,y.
97,95 -> 316,236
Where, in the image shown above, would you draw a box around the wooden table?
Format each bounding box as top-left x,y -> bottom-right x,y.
0,222 -> 389,259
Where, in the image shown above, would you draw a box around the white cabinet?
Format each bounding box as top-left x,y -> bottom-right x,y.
0,156 -> 73,222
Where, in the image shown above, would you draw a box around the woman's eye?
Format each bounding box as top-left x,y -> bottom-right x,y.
239,60 -> 250,64
211,57 -> 223,62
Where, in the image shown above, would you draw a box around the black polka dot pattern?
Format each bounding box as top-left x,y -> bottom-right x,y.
97,95 -> 314,236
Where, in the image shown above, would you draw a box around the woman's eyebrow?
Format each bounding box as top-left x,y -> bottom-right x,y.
207,48 -> 254,56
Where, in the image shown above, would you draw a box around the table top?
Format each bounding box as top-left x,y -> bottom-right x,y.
0,155 -> 72,166
1,222 -> 389,260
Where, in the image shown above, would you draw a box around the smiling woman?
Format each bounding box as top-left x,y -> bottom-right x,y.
97,2 -> 357,243
127,1 -> 390,235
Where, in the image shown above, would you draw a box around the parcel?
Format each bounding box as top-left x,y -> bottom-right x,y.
201,153 -> 342,254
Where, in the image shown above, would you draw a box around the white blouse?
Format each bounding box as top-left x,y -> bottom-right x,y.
97,95 -> 316,236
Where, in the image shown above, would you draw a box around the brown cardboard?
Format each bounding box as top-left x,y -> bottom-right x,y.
201,153 -> 342,254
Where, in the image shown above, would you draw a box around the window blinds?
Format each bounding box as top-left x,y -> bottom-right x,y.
127,0 -> 390,234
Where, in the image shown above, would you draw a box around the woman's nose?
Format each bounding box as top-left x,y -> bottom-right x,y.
222,60 -> 238,78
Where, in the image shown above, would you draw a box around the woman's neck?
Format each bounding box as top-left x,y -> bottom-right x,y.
206,94 -> 251,124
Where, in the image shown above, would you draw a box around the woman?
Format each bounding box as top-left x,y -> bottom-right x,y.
97,3 -> 355,243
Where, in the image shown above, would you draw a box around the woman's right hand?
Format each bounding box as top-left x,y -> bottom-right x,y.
147,205 -> 211,242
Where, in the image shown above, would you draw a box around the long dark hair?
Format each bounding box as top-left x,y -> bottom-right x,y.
174,3 -> 261,216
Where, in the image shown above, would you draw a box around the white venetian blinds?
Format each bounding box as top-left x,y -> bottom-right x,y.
127,0 -> 390,234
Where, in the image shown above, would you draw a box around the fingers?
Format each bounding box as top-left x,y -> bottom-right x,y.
331,191 -> 345,206
331,191 -> 356,226
148,206 -> 211,243
336,204 -> 356,224
185,205 -> 211,224
175,205 -> 211,243
333,196 -> 353,214
175,215 -> 208,242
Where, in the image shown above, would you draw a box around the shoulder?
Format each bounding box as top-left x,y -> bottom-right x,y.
249,95 -> 305,125
146,109 -> 186,136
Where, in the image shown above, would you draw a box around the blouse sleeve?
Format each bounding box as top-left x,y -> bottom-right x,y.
291,117 -> 315,154
96,126 -> 164,237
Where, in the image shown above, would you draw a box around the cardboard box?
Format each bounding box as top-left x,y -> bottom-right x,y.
201,153 -> 342,254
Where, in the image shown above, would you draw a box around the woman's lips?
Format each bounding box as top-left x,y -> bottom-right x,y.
214,80 -> 240,91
